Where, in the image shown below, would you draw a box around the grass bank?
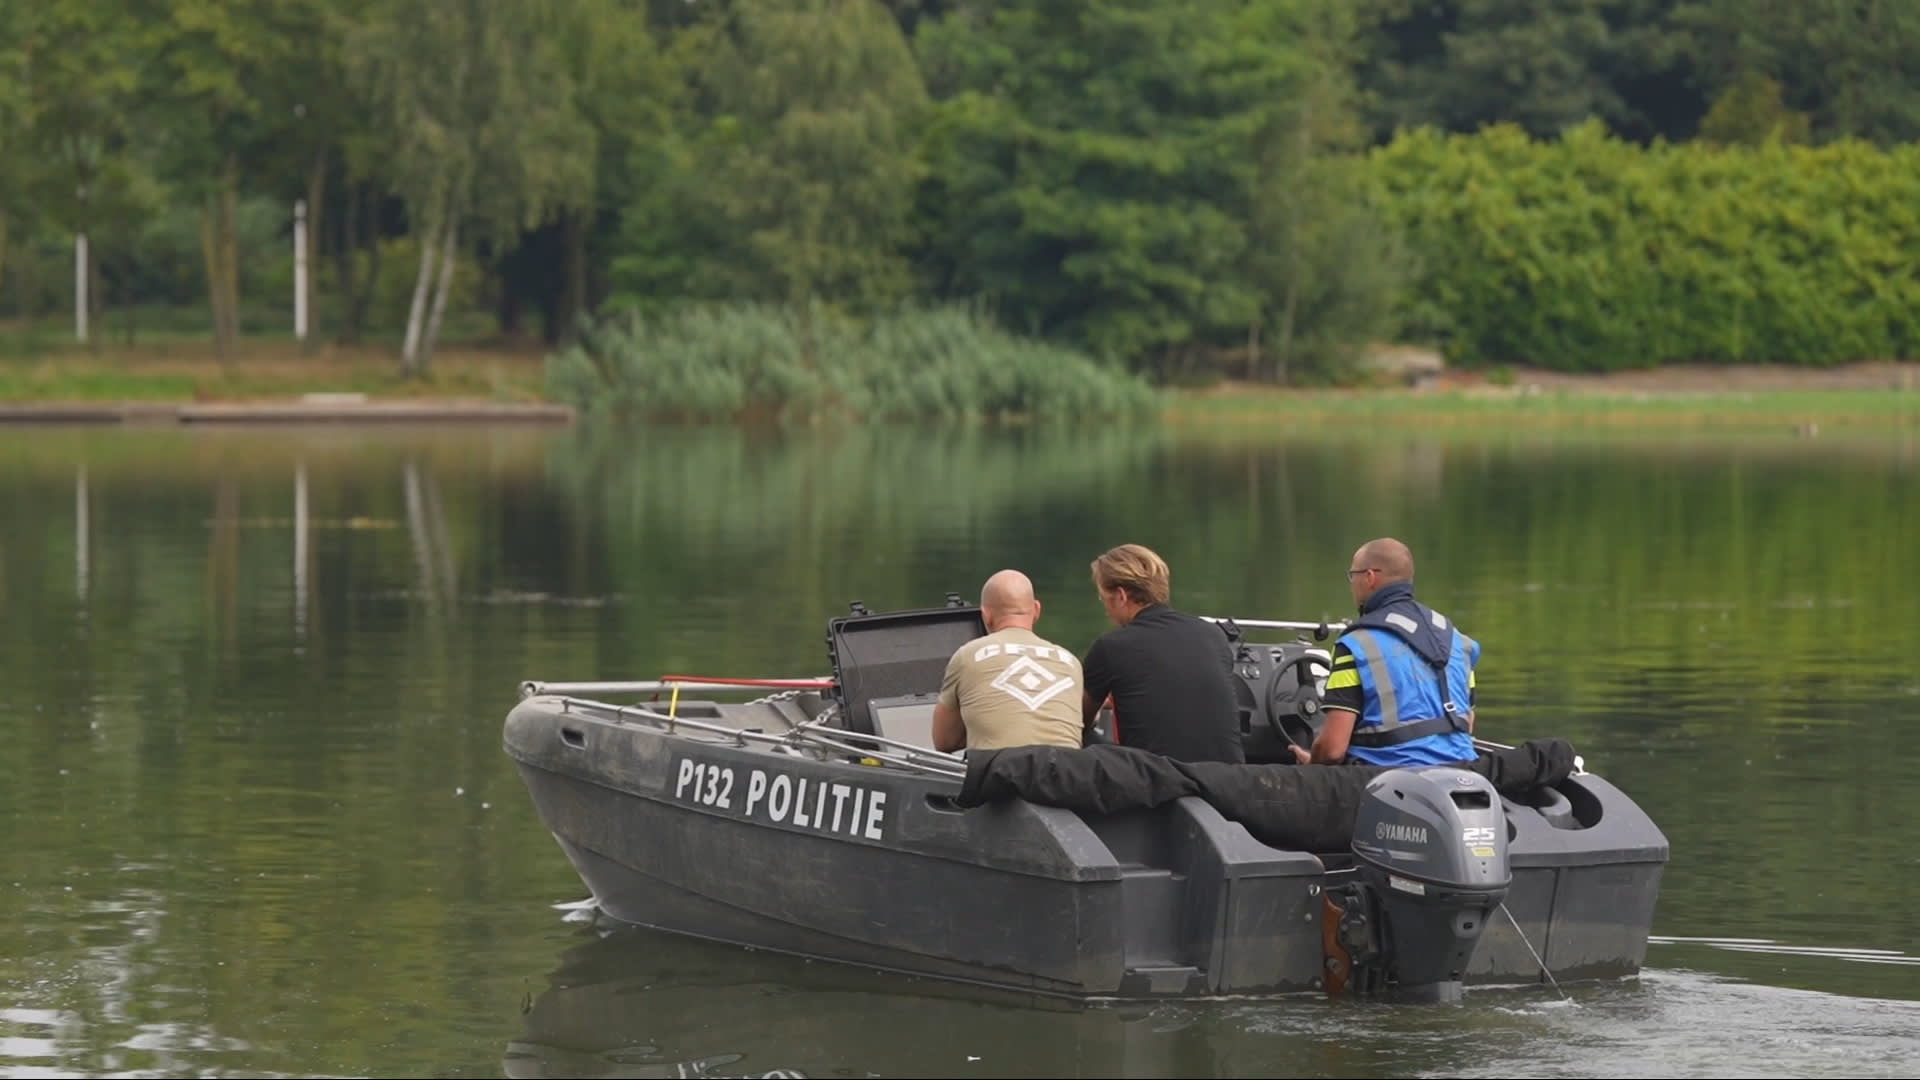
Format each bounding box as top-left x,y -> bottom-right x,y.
1167,375 -> 1920,430
0,339 -> 553,404
6,324 -> 1919,433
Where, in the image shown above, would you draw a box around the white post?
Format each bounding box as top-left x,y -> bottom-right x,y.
293,199 -> 309,341
74,233 -> 89,343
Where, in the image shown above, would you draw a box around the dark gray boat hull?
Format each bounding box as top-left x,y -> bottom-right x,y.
505,695 -> 1668,1000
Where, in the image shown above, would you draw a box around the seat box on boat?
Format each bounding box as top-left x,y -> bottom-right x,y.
826,598 -> 988,742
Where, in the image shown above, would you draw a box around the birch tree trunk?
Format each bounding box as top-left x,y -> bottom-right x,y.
420,217 -> 459,375
400,215 -> 439,377
349,0 -> 600,374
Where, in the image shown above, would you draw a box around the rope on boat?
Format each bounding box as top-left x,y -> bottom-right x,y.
1499,901 -> 1571,1001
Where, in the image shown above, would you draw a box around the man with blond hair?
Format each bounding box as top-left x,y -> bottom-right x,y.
1292,537 -> 1479,767
932,569 -> 1085,754
1079,543 -> 1245,764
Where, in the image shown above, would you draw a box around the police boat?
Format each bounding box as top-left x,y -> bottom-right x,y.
503,596 -> 1670,1004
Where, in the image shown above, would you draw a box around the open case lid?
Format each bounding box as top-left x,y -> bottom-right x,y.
825,595 -> 988,735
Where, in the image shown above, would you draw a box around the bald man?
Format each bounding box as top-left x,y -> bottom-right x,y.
1293,537 -> 1480,767
932,570 -> 1085,754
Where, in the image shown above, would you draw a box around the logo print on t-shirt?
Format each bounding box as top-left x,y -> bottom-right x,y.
990,655 -> 1076,711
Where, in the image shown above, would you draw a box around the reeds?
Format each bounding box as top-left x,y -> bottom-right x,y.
546,301 -> 1162,423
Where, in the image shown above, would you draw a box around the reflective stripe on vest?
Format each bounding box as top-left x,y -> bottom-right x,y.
1343,630 -> 1466,748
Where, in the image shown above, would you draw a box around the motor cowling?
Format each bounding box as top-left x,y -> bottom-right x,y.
1332,765 -> 1512,1003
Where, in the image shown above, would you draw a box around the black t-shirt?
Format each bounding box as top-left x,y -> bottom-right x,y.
1082,604 -> 1245,764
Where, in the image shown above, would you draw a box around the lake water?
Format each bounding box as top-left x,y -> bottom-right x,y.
1,420 -> 1916,1079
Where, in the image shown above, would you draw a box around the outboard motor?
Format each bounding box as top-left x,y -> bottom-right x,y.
1323,766 -> 1512,1003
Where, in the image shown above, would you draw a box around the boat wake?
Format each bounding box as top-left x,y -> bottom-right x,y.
552,896 -> 602,925
1651,935 -> 1920,967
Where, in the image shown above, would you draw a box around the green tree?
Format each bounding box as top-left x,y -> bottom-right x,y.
140,0 -> 339,352
1671,0 -> 1920,145
1355,0 -> 1700,144
0,7 -> 30,294
315,0 -> 396,349
916,0 -> 1278,365
257,0 -> 380,348
18,0 -> 160,336
1697,70 -> 1811,147
1366,121 -> 1920,371
690,0 -> 928,312
917,0 -> 1389,372
1240,0 -> 1410,383
497,0 -> 675,346
349,0 -> 597,376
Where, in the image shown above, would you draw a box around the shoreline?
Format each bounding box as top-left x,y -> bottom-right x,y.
2,390 -> 1910,430
1,356 -> 1916,427
0,398 -> 576,424
1159,361 -> 1920,429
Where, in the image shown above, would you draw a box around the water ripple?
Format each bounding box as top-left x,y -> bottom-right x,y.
1653,935 -> 1920,967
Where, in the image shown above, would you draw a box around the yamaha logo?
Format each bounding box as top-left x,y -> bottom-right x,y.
1374,822 -> 1429,844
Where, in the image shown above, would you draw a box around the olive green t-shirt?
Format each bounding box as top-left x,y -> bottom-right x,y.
937,627 -> 1084,751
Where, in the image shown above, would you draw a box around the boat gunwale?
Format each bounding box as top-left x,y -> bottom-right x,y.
523,690 -> 971,780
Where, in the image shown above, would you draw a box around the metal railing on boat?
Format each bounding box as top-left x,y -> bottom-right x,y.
518,651 -> 1580,779
530,692 -> 1572,784
535,690 -> 970,781
1196,615 -> 1352,637
520,677 -> 836,699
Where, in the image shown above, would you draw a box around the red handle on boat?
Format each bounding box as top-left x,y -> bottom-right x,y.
658,675 -> 838,689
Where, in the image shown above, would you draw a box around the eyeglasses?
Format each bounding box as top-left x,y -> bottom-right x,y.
1345,568 -> 1377,580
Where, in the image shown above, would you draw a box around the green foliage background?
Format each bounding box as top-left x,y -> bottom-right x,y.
1367,121 -> 1920,371
5,0 -> 1920,404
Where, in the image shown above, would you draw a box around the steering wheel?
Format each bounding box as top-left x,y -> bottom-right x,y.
1265,652 -> 1328,753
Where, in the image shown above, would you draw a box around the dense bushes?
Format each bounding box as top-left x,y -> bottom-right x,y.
546,303 -> 1164,423
552,115 -> 1920,417
1368,120 -> 1920,371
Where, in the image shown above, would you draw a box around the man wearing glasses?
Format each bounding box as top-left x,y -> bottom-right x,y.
1290,537 -> 1479,767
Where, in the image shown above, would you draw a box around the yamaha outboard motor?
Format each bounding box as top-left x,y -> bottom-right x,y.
1323,766 -> 1512,1003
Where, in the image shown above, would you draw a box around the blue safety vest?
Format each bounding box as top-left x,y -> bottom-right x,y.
1337,613 -> 1478,768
